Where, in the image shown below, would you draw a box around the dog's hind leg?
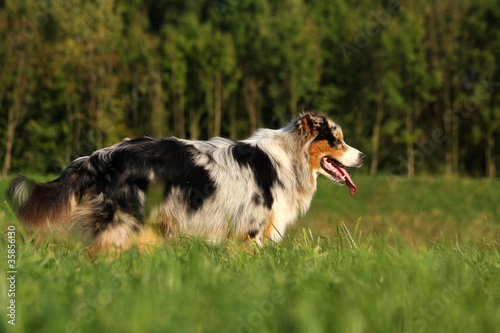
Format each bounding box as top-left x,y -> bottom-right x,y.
73,191 -> 145,251
243,214 -> 279,247
133,226 -> 163,254
244,229 -> 263,246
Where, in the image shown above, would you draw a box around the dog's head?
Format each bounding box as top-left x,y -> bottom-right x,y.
296,112 -> 366,194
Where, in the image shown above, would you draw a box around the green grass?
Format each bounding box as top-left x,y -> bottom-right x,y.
1,175 -> 500,333
294,175 -> 500,247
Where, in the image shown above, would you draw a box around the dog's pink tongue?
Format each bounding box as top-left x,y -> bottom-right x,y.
342,170 -> 357,195
335,164 -> 357,195
324,157 -> 358,195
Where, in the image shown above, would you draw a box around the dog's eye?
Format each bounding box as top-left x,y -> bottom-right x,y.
330,138 -> 341,148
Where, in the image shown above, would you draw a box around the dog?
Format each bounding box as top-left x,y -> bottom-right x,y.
7,112 -> 365,249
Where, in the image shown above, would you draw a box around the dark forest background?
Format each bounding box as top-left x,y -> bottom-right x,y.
1,0 -> 499,178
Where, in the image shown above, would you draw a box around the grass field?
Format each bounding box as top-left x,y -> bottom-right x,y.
1,175 -> 499,333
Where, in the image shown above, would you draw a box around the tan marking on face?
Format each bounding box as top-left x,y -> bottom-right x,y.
308,140 -> 348,176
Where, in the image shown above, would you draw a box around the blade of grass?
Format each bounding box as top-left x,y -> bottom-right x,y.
384,218 -> 409,248
340,221 -> 357,250
3,200 -> 29,242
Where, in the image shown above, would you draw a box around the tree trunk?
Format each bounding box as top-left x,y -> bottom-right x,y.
442,84 -> 453,178
190,108 -> 202,140
2,106 -> 16,177
2,66 -> 29,177
178,88 -> 185,139
171,74 -> 180,138
150,81 -> 166,138
66,101 -> 74,163
243,77 -> 262,133
89,65 -> 103,149
214,72 -> 222,137
206,79 -> 214,138
406,111 -> 414,178
229,94 -> 237,140
486,136 -> 496,179
74,103 -> 82,156
370,100 -> 384,175
290,74 -> 297,116
452,120 -> 459,177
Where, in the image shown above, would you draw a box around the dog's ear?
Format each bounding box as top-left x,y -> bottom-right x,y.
297,112 -> 326,137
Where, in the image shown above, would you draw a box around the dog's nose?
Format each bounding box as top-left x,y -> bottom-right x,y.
360,153 -> 366,161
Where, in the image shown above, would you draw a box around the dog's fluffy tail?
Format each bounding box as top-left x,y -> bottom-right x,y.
7,158 -> 90,228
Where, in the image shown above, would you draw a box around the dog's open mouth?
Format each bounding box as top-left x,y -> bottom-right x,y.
321,156 -> 357,195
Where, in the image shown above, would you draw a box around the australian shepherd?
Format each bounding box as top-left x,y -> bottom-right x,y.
7,112 -> 365,249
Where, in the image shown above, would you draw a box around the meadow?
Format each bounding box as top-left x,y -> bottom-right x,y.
1,175 -> 499,333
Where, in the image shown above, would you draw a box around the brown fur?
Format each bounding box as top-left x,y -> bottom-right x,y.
308,140 -> 348,178
264,215 -> 276,240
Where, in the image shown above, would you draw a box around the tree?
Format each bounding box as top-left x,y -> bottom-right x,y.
223,0 -> 271,132
0,0 -> 499,178
266,0 -> 322,122
1,2 -> 38,176
422,0 -> 470,177
467,0 -> 500,178
379,6 -> 433,177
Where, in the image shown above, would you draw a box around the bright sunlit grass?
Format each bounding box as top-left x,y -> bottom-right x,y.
1,175 -> 499,332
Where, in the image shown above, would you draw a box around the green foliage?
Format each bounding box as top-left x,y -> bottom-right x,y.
0,0 -> 499,177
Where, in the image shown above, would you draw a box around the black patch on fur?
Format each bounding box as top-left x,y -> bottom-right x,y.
79,138 -> 217,236
156,141 -> 216,212
231,143 -> 278,209
252,193 -> 262,206
313,125 -> 337,147
247,230 -> 259,239
108,138 -> 217,214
